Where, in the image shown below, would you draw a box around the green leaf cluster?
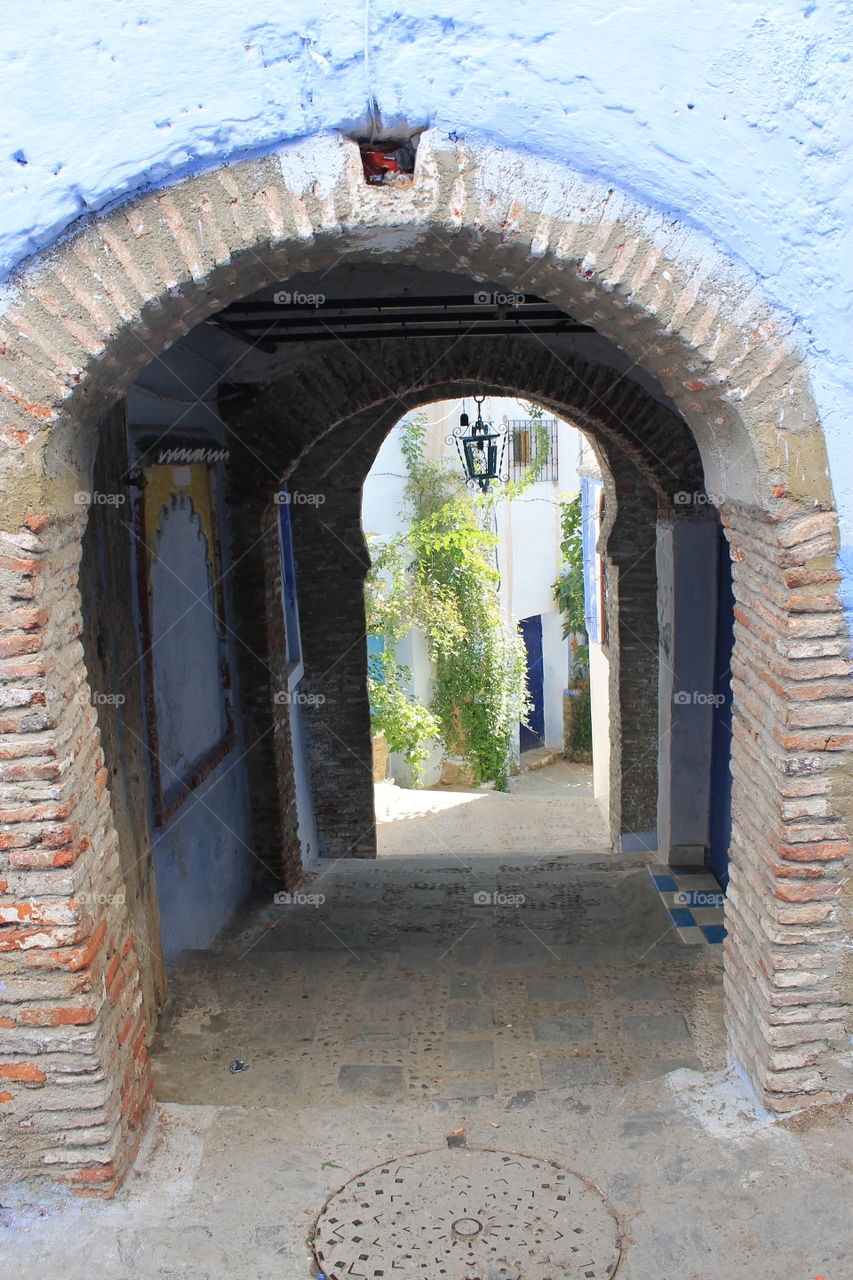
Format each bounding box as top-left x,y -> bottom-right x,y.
553,492 -> 587,648
364,410 -> 533,791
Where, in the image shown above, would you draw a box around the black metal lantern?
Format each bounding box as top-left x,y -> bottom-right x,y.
449,396 -> 507,493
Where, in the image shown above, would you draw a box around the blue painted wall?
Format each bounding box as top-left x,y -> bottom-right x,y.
127,344 -> 254,959
0,9 -> 849,665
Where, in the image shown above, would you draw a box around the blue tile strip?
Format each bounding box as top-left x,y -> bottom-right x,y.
648,865 -> 727,946
651,874 -> 677,892
668,907 -> 696,928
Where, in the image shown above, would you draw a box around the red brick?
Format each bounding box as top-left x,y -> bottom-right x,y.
68,1162 -> 120,1184
0,633 -> 41,659
773,838 -> 849,863
0,1062 -> 46,1083
50,919 -> 107,972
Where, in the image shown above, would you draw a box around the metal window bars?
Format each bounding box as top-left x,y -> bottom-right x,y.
505,417 -> 558,482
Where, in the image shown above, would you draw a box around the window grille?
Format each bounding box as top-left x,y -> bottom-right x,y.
505,418 -> 558,482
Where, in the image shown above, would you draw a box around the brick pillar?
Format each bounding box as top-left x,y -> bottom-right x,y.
288,480 -> 376,859
227,497 -> 302,886
0,513 -> 152,1193
601,479 -> 660,847
723,503 -> 851,1108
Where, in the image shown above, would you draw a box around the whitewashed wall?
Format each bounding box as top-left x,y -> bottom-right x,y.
362,398 -> 579,782
1,2 -> 850,613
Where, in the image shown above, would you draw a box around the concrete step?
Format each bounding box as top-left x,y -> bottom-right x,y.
519,746 -> 564,773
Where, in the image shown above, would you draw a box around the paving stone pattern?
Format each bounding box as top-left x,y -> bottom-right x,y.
151,852 -> 724,1107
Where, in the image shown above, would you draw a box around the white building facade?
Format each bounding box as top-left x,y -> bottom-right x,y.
362,397 -> 583,785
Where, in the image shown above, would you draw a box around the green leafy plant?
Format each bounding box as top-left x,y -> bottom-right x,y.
367,649 -> 440,784
566,676 -> 593,761
552,491 -> 593,757
364,534 -> 440,784
364,411 -> 532,791
553,492 -> 588,663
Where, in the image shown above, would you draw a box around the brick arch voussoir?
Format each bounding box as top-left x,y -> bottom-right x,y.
223,336 -> 704,512
0,133 -> 848,1200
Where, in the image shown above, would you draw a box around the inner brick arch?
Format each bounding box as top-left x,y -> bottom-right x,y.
278,386 -> 661,863
219,335 -> 704,874
0,132 -> 848,1196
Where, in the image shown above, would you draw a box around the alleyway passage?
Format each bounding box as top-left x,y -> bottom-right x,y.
1,845 -> 848,1279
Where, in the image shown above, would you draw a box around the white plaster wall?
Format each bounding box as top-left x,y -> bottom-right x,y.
541,610 -> 567,750
1,3 -> 851,600
362,397 -> 577,775
589,641 -> 611,803
361,425 -> 408,542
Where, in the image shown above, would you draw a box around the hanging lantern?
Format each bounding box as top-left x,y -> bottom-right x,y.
449,396 -> 507,493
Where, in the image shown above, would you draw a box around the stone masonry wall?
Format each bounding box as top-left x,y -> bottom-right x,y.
723,502 -> 851,1108
0,514 -> 151,1194
0,136 -> 847,1194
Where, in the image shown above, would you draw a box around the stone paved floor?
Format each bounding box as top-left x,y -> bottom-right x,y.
376,761 -> 607,856
509,758 -> 595,797
149,851 -> 725,1107
1,848 -> 850,1279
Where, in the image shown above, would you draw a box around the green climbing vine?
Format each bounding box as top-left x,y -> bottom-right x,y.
553,492 -> 593,758
553,493 -> 588,653
365,407 -> 536,790
364,536 -> 440,785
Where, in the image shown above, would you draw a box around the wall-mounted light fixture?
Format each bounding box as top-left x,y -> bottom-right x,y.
449,396 -> 507,493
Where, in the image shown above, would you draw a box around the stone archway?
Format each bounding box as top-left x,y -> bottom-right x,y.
0,132 -> 848,1195
219,336 -> 704,873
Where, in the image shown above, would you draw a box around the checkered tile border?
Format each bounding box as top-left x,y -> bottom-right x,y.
648,865 -> 727,945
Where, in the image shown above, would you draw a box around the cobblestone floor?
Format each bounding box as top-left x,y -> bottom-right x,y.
376,761 -> 608,855
2,846 -> 849,1280
150,850 -> 724,1107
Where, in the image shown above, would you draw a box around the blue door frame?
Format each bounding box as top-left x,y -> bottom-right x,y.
519,614 -> 545,753
708,526 -> 734,888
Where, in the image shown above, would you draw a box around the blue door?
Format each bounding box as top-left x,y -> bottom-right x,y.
519,614 -> 545,752
708,527 -> 734,887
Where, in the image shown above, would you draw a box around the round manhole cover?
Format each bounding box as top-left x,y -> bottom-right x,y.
313,1147 -> 622,1278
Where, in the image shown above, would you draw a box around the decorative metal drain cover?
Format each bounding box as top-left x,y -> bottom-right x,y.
313,1147 -> 621,1278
